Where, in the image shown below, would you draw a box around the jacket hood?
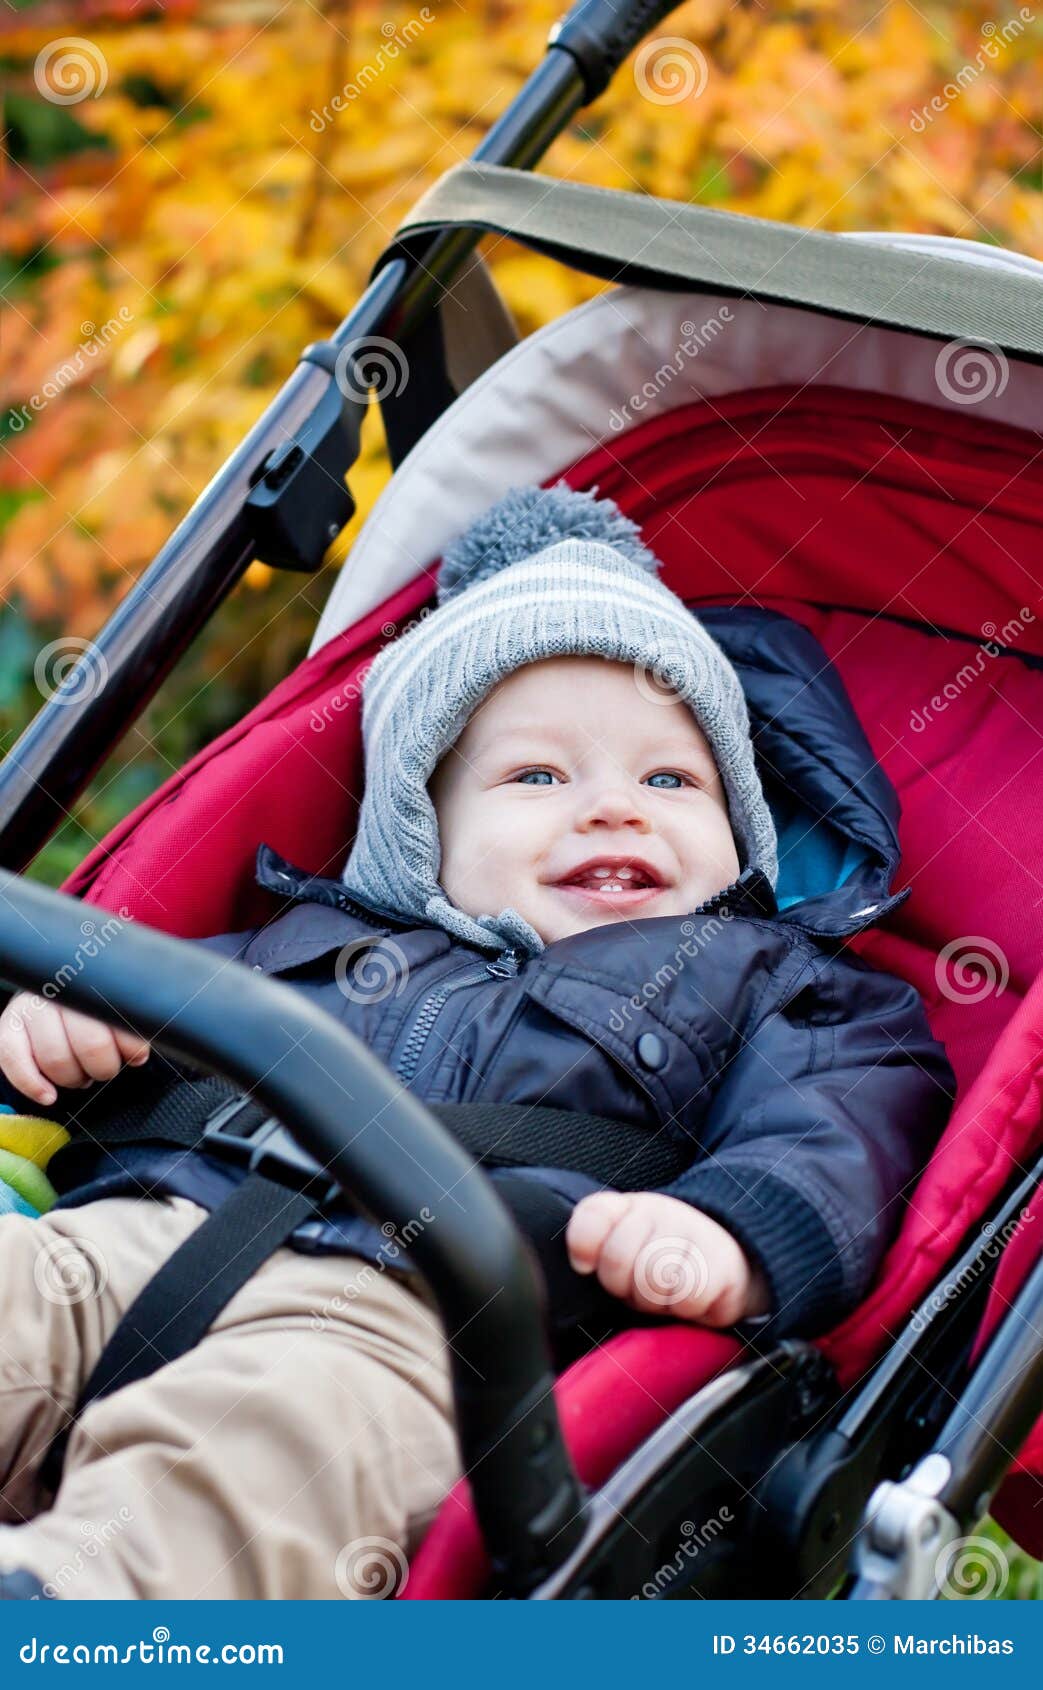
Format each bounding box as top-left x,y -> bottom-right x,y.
697,606 -> 907,940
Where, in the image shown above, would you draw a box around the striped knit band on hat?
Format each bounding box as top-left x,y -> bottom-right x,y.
342,483 -> 777,956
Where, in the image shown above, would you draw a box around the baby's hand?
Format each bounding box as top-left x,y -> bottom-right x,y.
565,1190 -> 770,1327
0,991 -> 151,1107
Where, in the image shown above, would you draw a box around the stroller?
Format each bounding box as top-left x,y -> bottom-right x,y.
2,0 -> 1043,1602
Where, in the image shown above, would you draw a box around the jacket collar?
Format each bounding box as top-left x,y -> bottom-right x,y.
256,839 -> 900,946
698,607 -> 909,941
255,841 -> 404,927
250,843 -> 460,975
697,867 -> 777,922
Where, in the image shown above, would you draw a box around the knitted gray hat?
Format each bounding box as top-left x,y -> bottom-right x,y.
341,484 -> 778,955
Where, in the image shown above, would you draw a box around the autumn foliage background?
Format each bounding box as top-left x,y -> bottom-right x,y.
3,0 -> 1043,1595
2,0 -> 1043,887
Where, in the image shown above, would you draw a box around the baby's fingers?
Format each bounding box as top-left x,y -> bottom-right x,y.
61,1008 -> 130,1084
24,1005 -> 90,1093
590,1202 -> 664,1302
112,1025 -> 151,1067
565,1191 -> 634,1274
0,1003 -> 57,1105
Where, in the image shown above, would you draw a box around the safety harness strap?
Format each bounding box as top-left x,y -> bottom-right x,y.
40,1076 -> 691,1489
431,1101 -> 689,1190
48,1071 -> 259,1190
51,1075 -> 691,1195
40,1171 -> 318,1494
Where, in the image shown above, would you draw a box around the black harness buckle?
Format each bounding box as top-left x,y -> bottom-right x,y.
200,1095 -> 343,1206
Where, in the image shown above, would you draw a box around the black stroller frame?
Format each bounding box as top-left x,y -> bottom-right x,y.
2,0 -> 1043,1601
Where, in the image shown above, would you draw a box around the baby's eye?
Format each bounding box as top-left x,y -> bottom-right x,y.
514,767 -> 561,786
645,770 -> 689,789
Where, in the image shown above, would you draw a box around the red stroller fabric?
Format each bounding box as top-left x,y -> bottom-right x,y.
64,384 -> 1043,1579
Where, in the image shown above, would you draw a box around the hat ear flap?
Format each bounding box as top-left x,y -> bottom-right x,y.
437,483 -> 661,605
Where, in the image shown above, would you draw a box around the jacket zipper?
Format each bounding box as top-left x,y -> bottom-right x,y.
686,869 -> 769,922
393,948 -> 521,1085
377,879 -> 753,1087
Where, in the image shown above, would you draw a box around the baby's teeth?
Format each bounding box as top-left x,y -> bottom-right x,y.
617,867 -> 634,879
593,866 -> 611,878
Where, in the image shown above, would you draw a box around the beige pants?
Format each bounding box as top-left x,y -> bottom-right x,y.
0,1196 -> 461,1599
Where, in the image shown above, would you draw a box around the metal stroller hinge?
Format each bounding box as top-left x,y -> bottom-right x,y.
850,1453 -> 961,1599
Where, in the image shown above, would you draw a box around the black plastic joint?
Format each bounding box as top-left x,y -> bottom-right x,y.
201,1097 -> 342,1205
244,340 -> 361,572
547,0 -> 682,103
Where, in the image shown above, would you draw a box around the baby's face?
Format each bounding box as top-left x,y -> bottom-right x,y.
428,656 -> 741,946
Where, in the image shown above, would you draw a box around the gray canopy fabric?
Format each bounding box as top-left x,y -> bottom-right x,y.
381,160 -> 1043,363
309,165 -> 1043,649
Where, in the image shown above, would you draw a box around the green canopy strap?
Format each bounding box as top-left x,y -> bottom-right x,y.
376,161 -> 1043,362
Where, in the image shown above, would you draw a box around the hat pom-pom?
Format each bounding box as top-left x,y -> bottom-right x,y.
437,483 -> 660,606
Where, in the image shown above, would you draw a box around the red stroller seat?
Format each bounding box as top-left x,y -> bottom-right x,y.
63,377 -> 1043,1589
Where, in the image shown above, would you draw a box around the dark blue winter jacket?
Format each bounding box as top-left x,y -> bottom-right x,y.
10,610 -> 956,1342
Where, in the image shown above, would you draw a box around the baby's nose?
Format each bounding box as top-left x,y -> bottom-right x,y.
577,783 -> 652,830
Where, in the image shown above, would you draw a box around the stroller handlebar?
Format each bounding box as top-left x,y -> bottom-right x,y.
549,0 -> 686,101
0,0 -> 691,874
0,870 -> 586,1595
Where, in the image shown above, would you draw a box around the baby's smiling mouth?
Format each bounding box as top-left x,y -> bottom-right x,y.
547,856 -> 669,902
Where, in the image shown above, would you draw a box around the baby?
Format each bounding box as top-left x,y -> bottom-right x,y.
0,486 -> 954,1599
429,650 -> 767,1324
